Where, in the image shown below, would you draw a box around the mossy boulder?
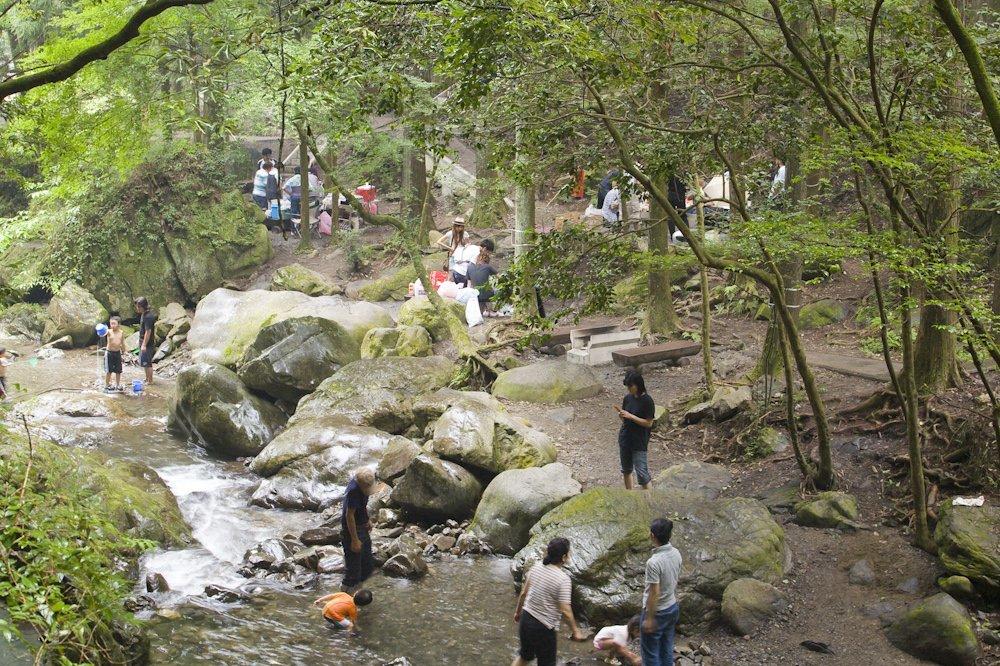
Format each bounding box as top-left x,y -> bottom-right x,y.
357,252 -> 448,301
654,461 -> 732,499
721,578 -> 787,636
885,593 -> 980,665
8,389 -> 128,448
168,363 -> 287,458
794,491 -> 859,529
249,417 -> 411,510
271,263 -> 342,297
470,463 -> 581,555
934,500 -> 1000,598
187,288 -> 392,367
396,296 -> 467,341
512,487 -> 789,628
0,302 -> 49,340
390,454 -> 483,522
492,360 -> 603,404
360,325 -> 433,358
798,299 -> 847,330
42,281 -> 108,347
291,356 -> 456,434
236,316 -> 361,403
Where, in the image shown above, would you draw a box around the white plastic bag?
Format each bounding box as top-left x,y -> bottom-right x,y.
437,281 -> 460,299
465,295 -> 484,327
455,287 -> 479,305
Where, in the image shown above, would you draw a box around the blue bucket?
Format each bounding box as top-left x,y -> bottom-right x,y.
132,379 -> 143,394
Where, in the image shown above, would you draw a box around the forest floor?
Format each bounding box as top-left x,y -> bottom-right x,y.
234,202 -> 998,665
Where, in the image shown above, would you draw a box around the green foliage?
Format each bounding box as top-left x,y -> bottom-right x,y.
0,431 -> 153,664
338,230 -> 375,273
337,132 -> 405,194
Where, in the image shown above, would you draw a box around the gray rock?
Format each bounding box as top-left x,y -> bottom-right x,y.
145,573 -> 170,593
885,593 -> 980,665
492,360 -> 603,404
300,526 -> 341,546
42,281 -> 108,347
895,577 -> 920,595
755,484 -> 801,515
470,463 -> 581,555
709,385 -> 752,422
654,462 -> 732,499
317,555 -> 346,574
383,552 -> 429,578
934,500 -> 999,597
154,302 -> 190,343
167,363 -> 287,458
360,326 -> 433,359
721,578 -> 787,636
848,559 -> 876,586
271,263 -> 342,297
237,316 -> 361,402
390,454 -> 483,522
377,438 -> 422,482
395,296 -> 466,341
0,303 -> 48,341
203,585 -> 249,603
793,492 -> 859,529
244,538 -> 297,569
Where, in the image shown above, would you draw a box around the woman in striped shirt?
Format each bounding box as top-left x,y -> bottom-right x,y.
513,537 -> 588,666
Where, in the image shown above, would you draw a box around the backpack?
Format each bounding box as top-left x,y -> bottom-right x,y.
265,173 -> 280,200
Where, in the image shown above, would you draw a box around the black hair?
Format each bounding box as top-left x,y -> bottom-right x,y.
133,296 -> 149,312
110,315 -> 121,322
354,589 -> 373,606
623,369 -> 646,395
261,147 -> 273,155
542,537 -> 570,566
480,238 -> 495,252
627,614 -> 641,635
294,166 -> 301,175
650,518 -> 673,545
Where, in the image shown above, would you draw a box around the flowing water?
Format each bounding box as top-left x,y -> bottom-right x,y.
5,342 -> 598,665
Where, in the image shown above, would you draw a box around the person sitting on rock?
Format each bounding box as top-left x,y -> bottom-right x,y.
592,615 -> 641,666
314,589 -> 373,636
341,467 -> 377,592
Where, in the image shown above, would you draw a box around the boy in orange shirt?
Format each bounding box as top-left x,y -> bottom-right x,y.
314,589 -> 373,635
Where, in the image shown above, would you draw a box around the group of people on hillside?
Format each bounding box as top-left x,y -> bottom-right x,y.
251,148 -> 326,238
315,369 -> 676,665
433,216 -> 501,313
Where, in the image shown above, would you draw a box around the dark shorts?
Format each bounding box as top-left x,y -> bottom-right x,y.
252,194 -> 268,210
140,348 -> 155,368
105,350 -> 123,374
518,611 -> 557,666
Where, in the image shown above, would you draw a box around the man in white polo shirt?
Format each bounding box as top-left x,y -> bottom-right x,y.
641,517 -> 682,666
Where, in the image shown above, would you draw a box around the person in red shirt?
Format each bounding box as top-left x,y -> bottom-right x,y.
314,589 -> 373,635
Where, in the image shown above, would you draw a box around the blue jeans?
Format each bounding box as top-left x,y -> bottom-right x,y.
641,603 -> 679,666
619,431 -> 651,486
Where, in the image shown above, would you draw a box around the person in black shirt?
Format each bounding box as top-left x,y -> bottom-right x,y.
614,370 -> 655,489
596,169 -> 620,209
134,296 -> 157,386
467,239 -> 499,312
341,467 -> 376,591
666,176 -> 686,237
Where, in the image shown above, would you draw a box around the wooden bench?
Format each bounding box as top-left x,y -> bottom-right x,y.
612,341 -> 702,367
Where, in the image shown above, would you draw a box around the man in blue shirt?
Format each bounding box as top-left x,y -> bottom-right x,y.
341,467 -> 377,591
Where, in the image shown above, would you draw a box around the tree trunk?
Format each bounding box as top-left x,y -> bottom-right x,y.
514,180 -> 539,317
696,184 -> 714,393
297,137 -> 312,252
645,176 -> 679,336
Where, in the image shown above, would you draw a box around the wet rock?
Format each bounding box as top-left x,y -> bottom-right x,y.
249,421 -> 414,510
793,492 -> 859,529
317,555 -> 346,574
300,526 -> 341,547
377,509 -> 401,527
124,595 -> 157,612
383,552 -> 429,578
513,487 -> 788,629
938,575 -> 975,601
155,609 -> 181,620
237,316 -> 361,402
34,345 -> 66,359
377,438 -> 422,482
383,658 -> 413,666
456,532 -> 490,555
285,545 -> 341,572
492,360 -> 602,404
244,538 -> 297,569
654,461 -> 732,499
848,559 -> 876,586
42,281 -> 108,347
360,326 -> 433,359
799,299 -> 847,330
291,356 -> 456,434
390,454 -> 483,522
721,578 -> 787,636
145,573 -> 170,593
168,363 -> 287,458
470,463 -> 581,555
204,585 -> 250,604
187,287 -> 392,367
933,499 -> 999,597
885,593 -> 980,665
431,535 -> 456,551
395,296 -> 466,341
271,263 -> 342,296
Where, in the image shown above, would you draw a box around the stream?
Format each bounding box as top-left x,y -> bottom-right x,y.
5,342 -> 599,665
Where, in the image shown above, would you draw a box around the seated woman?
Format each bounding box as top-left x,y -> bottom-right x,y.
466,239 -> 498,313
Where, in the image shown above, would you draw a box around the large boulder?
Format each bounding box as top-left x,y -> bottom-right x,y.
249,418 -> 412,510
721,578 -> 787,636
168,363 -> 287,458
236,316 -> 361,403
291,356 -> 456,434
377,437 -> 422,482
154,302 -> 190,343
492,360 -> 603,404
934,499 -> 999,597
654,461 -> 732,499
7,390 -> 128,448
396,296 -> 466,342
271,263 -> 342,296
428,393 -> 556,475
885,593 -> 980,665
512,487 -> 789,628
360,326 -> 433,359
390,454 -> 483,522
42,282 -> 108,347
187,288 -> 392,367
470,463 -> 581,555
798,298 -> 847,330
794,492 -> 859,529
0,303 -> 49,340
357,252 -> 448,302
